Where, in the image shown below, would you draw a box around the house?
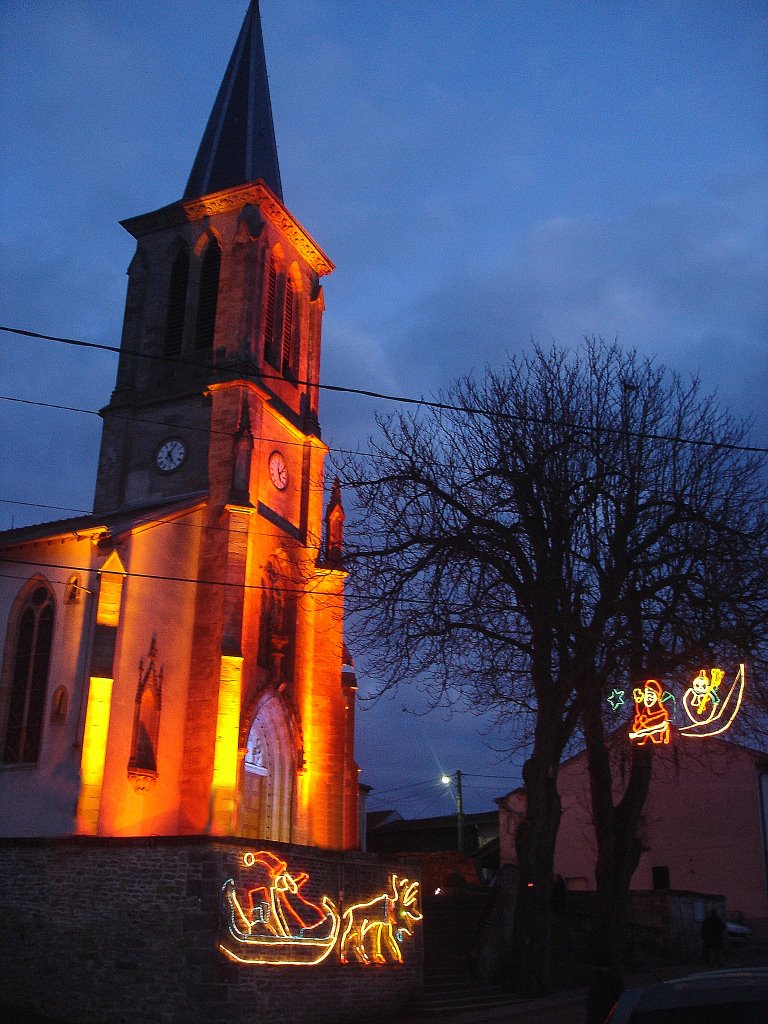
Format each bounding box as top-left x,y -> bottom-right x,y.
498,736 -> 768,931
367,810 -> 500,890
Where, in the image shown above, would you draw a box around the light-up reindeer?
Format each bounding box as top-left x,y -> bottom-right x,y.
340,874 -> 422,965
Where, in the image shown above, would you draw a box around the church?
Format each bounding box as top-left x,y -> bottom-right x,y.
0,1 -> 359,851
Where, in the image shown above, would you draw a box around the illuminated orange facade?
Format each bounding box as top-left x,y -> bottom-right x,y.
0,2 -> 359,850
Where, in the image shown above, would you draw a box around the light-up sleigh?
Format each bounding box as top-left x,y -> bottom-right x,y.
219,852 -> 422,967
219,850 -> 341,966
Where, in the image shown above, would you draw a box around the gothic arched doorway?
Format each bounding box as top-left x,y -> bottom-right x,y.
239,690 -> 299,842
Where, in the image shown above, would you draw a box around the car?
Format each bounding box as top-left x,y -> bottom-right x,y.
605,967 -> 768,1023
726,920 -> 752,944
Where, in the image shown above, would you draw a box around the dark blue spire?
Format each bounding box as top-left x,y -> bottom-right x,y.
184,1 -> 283,201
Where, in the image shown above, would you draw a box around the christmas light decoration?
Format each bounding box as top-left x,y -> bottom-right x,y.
339,875 -> 422,965
219,853 -> 422,967
627,665 -> 746,744
607,688 -> 625,711
219,850 -> 339,965
629,679 -> 671,745
680,664 -> 745,739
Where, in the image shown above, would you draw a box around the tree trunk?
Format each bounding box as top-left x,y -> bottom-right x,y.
585,734 -> 653,1024
510,747 -> 562,995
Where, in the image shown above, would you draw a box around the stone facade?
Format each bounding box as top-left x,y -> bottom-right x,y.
0,3 -> 359,853
0,837 -> 422,1024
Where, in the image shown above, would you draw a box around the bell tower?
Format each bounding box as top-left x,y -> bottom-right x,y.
94,2 -> 333,516
86,1 -> 357,849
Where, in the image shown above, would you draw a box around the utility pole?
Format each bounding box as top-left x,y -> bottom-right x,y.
443,770 -> 465,854
456,768 -> 464,855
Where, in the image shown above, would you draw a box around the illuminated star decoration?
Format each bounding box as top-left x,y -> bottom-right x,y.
607,689 -> 625,711
660,690 -> 677,719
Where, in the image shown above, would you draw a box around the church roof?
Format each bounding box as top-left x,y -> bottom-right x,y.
184,1 -> 283,201
0,493 -> 208,549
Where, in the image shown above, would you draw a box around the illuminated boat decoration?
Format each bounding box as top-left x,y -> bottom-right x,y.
680,663 -> 746,739
219,850 -> 340,966
219,852 -> 423,967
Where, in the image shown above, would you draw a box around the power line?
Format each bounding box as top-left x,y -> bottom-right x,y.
0,556 -> 443,609
365,777 -> 447,797
462,772 -> 522,781
0,554 -> 529,613
0,558 -> 346,600
0,391 -> 359,462
2,323 -> 766,455
0,499 -> 89,516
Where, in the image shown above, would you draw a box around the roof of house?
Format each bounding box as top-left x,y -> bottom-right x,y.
368,811 -> 498,834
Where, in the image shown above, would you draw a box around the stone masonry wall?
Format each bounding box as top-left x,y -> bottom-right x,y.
0,837 -> 422,1024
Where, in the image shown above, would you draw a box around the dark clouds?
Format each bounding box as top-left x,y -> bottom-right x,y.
1,1 -> 765,814
320,164 -> 767,462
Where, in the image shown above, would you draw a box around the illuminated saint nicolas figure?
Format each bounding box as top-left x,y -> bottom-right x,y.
0,2 -> 359,850
630,679 -> 671,745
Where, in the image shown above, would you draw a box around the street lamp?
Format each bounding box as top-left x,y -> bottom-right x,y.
441,770 -> 464,854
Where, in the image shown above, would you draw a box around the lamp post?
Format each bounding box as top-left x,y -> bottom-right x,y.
441,770 -> 464,854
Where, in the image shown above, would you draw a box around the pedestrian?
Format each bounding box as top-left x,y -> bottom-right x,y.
701,907 -> 725,966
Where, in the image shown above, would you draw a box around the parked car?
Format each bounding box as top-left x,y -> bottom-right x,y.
726,920 -> 752,944
605,967 -> 768,1023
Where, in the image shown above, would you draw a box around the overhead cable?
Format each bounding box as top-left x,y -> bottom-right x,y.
2,323 -> 765,455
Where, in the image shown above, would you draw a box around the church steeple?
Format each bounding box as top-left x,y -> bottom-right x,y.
185,1 -> 283,201
94,0 -> 332,517
0,0 -> 359,865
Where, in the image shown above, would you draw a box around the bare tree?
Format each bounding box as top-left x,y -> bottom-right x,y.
339,339 -> 767,995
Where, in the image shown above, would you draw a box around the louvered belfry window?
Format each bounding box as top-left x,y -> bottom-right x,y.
164,246 -> 189,355
3,585 -> 54,764
281,276 -> 294,376
263,256 -> 278,367
194,241 -> 221,350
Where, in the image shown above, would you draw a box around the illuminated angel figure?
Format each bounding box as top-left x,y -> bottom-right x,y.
680,664 -> 746,739
682,668 -> 723,726
629,679 -> 671,745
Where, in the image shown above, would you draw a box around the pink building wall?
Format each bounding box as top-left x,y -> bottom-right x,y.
499,738 -> 768,926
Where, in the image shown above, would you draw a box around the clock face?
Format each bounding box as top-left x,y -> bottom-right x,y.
268,451 -> 288,490
155,438 -> 187,473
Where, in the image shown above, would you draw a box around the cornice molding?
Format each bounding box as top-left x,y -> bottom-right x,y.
121,181 -> 334,277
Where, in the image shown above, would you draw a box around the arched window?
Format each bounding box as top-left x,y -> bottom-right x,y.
194,240 -> 221,350
263,254 -> 278,368
128,640 -> 162,777
281,276 -> 295,377
132,686 -> 160,772
2,583 -> 55,764
164,246 -> 189,356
